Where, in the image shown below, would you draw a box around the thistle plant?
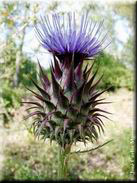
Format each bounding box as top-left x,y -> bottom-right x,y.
24,13 -> 112,179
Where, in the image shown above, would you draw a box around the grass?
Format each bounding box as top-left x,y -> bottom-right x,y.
1,126 -> 134,180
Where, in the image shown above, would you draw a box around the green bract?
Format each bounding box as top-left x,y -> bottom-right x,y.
24,56 -> 110,148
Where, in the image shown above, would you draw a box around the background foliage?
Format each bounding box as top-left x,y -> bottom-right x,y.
0,0 -> 135,181
93,53 -> 134,91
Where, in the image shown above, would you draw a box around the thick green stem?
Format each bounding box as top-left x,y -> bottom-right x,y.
58,144 -> 71,179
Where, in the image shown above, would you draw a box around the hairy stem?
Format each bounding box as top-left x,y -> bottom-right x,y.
58,144 -> 71,179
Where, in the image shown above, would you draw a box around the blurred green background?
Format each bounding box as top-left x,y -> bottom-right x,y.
0,0 -> 135,181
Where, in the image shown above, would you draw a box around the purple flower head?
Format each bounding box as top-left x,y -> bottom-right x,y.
35,12 -> 110,67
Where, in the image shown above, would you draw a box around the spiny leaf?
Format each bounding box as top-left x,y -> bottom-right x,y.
52,111 -> 64,118
63,119 -> 69,132
87,126 -> 97,141
51,111 -> 64,124
36,120 -> 46,137
67,106 -> 78,121
83,63 -> 89,75
64,59 -> 74,92
76,113 -> 87,124
53,55 -> 62,80
90,87 -> 109,101
86,129 -> 94,143
44,100 -> 56,112
25,111 -> 46,119
74,61 -> 83,81
95,101 -> 112,106
55,126 -> 60,141
63,56 -> 71,70
93,118 -> 104,134
51,70 -> 62,99
90,108 -> 112,115
77,124 -> 86,144
83,61 -> 95,81
91,126 -> 98,140
45,121 -> 53,131
25,86 -> 47,102
83,75 -> 100,103
80,100 -> 93,115
22,101 -> 43,108
92,113 -> 111,121
93,116 -> 105,126
73,81 -> 85,108
50,131 -> 54,145
77,124 -> 82,137
58,89 -> 69,111
91,98 -> 107,106
38,60 -> 51,90
26,106 -> 41,111
89,74 -> 104,93
69,130 -> 75,144
50,61 -> 55,73
31,78 -> 50,100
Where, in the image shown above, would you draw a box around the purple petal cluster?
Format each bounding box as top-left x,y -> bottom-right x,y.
35,13 -> 110,61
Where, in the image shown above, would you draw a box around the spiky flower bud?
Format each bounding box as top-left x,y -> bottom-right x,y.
24,13 -> 111,149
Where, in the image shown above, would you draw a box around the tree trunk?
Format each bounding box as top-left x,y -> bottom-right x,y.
13,50 -> 21,87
